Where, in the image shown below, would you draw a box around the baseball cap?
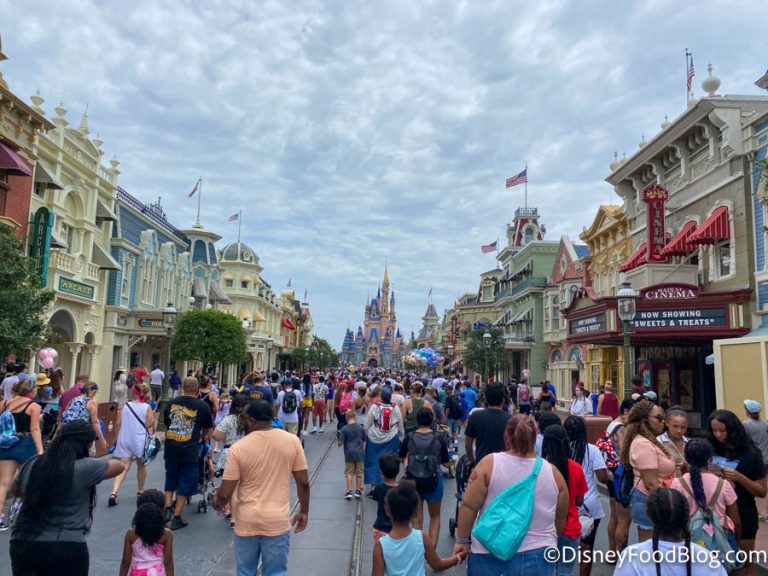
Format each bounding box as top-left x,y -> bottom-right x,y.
744,399 -> 762,414
643,391 -> 658,401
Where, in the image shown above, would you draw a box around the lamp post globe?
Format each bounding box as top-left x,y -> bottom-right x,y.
616,282 -> 638,399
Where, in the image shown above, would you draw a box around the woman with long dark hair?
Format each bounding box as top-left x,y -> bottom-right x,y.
622,400 -> 675,543
614,487 -> 727,576
709,409 -> 766,575
10,420 -> 124,575
563,416 -> 608,576
542,425 -> 587,576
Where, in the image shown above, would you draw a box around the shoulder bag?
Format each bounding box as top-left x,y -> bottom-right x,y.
126,402 -> 162,465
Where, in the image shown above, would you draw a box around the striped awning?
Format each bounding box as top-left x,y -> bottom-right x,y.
661,220 -> 698,257
209,280 -> 231,304
459,321 -> 471,332
689,206 -> 730,245
192,277 -> 207,298
619,242 -> 648,273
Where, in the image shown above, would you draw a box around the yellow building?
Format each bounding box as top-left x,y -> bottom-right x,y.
579,205 -> 633,393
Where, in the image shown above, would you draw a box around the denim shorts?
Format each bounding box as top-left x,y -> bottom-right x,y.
419,473 -> 444,503
0,436 -> 37,465
468,546 -> 555,576
164,459 -> 199,497
448,419 -> 459,434
629,488 -> 652,530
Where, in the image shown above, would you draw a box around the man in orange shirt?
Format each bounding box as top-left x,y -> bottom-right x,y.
215,400 -> 310,575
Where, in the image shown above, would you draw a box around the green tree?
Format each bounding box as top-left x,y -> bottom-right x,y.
463,328 -> 508,379
171,309 -> 247,367
0,224 -> 54,359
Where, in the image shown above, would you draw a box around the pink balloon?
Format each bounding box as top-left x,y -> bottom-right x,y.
41,357 -> 55,369
38,349 -> 49,361
46,348 -> 58,362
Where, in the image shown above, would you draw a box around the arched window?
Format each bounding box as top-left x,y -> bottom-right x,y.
551,350 -> 563,363
524,226 -> 535,244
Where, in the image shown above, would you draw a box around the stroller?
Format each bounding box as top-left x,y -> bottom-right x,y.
196,441 -> 216,513
449,454 -> 473,537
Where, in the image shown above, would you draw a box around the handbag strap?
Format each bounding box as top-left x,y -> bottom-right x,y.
125,402 -> 148,433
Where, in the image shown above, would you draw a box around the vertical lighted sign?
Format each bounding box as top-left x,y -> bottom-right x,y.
643,184 -> 669,263
28,207 -> 53,287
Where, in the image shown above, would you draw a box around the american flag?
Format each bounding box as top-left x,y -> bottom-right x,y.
228,213 -> 239,221
687,55 -> 695,92
187,179 -> 199,197
481,241 -> 497,254
506,169 -> 527,188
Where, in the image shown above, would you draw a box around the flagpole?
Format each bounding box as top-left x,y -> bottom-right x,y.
195,177 -> 202,227
685,49 -> 690,104
237,209 -> 242,244
524,162 -> 528,209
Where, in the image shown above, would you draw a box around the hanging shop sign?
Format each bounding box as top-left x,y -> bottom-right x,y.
28,207 -> 53,287
58,276 -> 94,300
643,184 -> 670,264
137,318 -> 164,328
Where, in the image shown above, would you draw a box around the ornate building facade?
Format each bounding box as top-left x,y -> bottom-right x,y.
341,267 -> 403,369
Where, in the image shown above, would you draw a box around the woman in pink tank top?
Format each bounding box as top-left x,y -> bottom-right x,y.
453,414 -> 569,575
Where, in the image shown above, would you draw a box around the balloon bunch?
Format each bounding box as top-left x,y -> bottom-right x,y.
403,348 -> 445,368
37,347 -> 59,370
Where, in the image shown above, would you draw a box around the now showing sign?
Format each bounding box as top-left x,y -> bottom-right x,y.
632,308 -> 726,329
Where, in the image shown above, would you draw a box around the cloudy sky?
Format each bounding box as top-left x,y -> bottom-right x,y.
1,1 -> 766,348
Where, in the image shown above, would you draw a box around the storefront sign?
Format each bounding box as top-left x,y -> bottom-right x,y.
643,285 -> 699,300
643,184 -> 669,264
137,318 -> 163,328
633,308 -> 726,329
58,277 -> 94,300
570,313 -> 606,336
29,207 -> 53,287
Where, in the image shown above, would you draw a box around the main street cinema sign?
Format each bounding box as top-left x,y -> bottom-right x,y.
632,308 -> 726,329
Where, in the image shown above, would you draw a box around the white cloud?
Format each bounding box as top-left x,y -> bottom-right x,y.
1,0 -> 765,347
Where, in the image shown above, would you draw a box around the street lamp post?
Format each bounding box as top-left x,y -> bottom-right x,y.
617,282 -> 638,400
320,351 -> 324,372
304,346 -> 309,371
161,302 -> 178,401
483,331 -> 492,384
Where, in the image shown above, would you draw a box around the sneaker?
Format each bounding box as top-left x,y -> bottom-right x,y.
301,430 -> 308,437
310,429 -> 318,435
354,490 -> 362,499
0,517 -> 7,532
170,516 -> 188,531
108,494 -> 118,507
318,428 -> 325,433
345,490 -> 354,500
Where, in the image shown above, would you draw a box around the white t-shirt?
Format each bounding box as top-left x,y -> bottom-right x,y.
580,444 -> 608,519
432,377 -> 447,391
614,540 -> 727,576
277,389 -> 303,423
2,375 -> 19,401
313,383 -> 328,400
149,369 -> 164,387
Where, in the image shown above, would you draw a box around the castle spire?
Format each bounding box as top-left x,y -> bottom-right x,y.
383,262 -> 389,290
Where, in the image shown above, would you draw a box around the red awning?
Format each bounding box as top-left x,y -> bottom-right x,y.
0,142 -> 32,176
459,321 -> 471,332
689,206 -> 730,245
619,242 -> 648,273
661,220 -> 698,256
281,318 -> 296,331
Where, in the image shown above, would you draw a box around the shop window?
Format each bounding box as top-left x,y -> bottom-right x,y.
717,241 -> 731,277
225,279 -> 233,288
590,365 -> 600,387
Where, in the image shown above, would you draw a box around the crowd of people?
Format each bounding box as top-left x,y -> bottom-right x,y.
2,360 -> 768,576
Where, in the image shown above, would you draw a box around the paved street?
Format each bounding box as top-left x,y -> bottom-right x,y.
5,425 -> 767,576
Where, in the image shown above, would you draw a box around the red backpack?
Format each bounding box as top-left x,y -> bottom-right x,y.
376,405 -> 392,432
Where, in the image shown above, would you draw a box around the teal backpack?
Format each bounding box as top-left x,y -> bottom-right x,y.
472,456 -> 542,561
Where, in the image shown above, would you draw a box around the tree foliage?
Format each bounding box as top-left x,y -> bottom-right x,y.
292,337 -> 339,369
0,224 -> 55,359
462,328 -> 508,377
171,309 -> 247,366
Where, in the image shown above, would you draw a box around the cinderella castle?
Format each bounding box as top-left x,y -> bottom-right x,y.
341,266 -> 404,369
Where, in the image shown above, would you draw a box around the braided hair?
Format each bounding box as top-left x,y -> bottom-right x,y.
541,424 -> 570,485
646,487 -> 692,576
14,420 -> 97,539
684,438 -> 714,511
620,400 -> 661,467
563,415 -> 588,468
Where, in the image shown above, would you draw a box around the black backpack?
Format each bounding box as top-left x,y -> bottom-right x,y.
282,390 -> 298,414
406,432 -> 441,493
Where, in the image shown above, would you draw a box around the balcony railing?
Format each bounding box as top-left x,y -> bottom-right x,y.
504,332 -> 537,346
496,276 -> 548,302
49,250 -> 100,282
515,206 -> 538,218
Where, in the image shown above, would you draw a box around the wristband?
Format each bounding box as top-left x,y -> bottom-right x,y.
455,536 -> 470,544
